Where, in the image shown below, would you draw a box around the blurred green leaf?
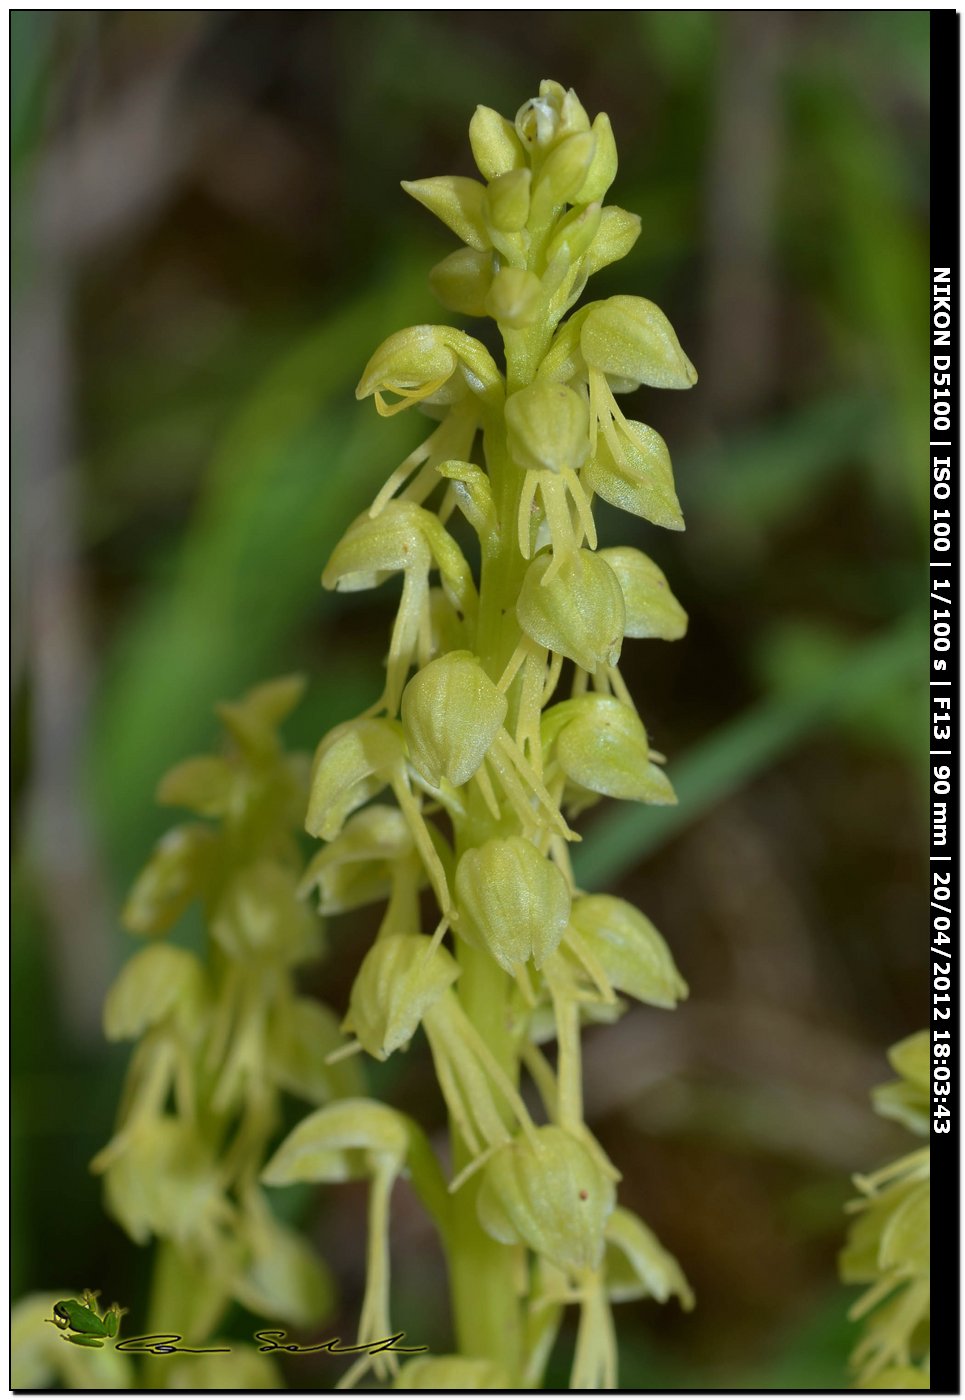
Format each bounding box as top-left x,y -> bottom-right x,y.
10,11 -> 56,175
575,612 -> 924,886
785,47 -> 928,526
756,617 -> 928,769
87,261 -> 430,886
686,393 -> 877,528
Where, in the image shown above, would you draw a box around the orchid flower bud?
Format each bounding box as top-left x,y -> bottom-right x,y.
356,326 -> 461,416
215,674 -> 306,758
103,945 -> 206,1042
583,419 -> 684,531
356,326 -> 501,417
544,202 -> 604,270
517,549 -> 624,672
156,754 -> 237,817
401,651 -> 507,788
485,267 -> 544,329
515,81 -> 590,152
262,1098 -> 410,1185
569,894 -> 688,1008
101,1117 -> 230,1249
299,805 -> 415,915
305,719 -> 404,840
506,381 -> 590,475
584,206 -> 642,276
324,505 -> 430,593
598,546 -> 688,640
871,1030 -> 930,1136
573,112 -> 619,204
533,132 -> 597,210
477,1126 -> 615,1272
469,104 -> 525,180
485,168 -> 532,234
581,295 -> 697,390
455,836 -> 570,971
324,501 -> 478,715
536,305 -> 596,385
331,501 -> 475,609
307,718 -> 452,916
543,695 -> 676,805
400,176 -> 491,251
344,934 -> 460,1060
887,1031 -> 930,1093
434,461 -> 495,544
429,248 -> 493,317
211,860 -> 321,965
604,1207 -> 694,1307
122,823 -> 218,936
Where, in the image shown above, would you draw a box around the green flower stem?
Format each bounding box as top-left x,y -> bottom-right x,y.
445,326 -> 553,1381
475,425 -> 527,686
447,1168 -> 524,1376
447,951 -> 524,1378
475,318 -> 554,670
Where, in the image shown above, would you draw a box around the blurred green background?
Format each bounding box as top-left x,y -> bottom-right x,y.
11,11 -> 929,1390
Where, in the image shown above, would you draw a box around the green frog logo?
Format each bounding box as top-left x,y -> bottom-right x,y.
48,1291 -> 125,1348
